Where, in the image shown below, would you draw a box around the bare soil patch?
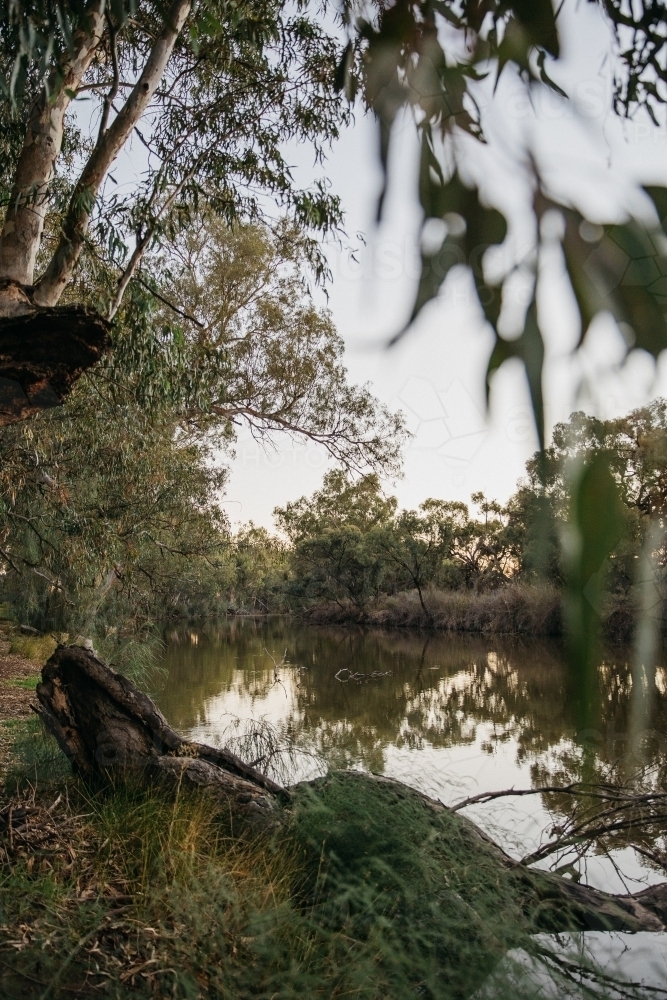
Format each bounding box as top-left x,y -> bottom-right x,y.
0,638 -> 40,722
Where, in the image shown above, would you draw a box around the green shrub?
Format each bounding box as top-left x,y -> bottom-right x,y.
9,633 -> 58,664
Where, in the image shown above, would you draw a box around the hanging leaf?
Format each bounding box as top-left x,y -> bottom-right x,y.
460,0 -> 495,34
644,185 -> 667,228
563,454 -> 625,720
496,18 -> 532,80
393,130 -> 507,340
486,298 -> 545,449
559,203 -> 667,356
536,50 -> 567,97
508,0 -> 560,58
333,41 -> 356,102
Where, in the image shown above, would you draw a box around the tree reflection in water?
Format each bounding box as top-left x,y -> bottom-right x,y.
154,618 -> 667,886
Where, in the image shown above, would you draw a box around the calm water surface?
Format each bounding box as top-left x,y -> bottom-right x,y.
153,618 -> 667,898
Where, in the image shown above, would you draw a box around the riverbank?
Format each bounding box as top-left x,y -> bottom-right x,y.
4,642 -> 667,997
301,585 -> 639,643
3,724 -> 666,999
0,723 -> 550,999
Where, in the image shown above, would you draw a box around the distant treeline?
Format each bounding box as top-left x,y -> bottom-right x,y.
242,400 -> 667,641
2,399 -> 667,645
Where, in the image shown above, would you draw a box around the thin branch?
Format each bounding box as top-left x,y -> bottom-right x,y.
451,782 -> 630,812
0,546 -> 22,575
107,155 -> 204,320
96,12 -> 120,143
135,276 -> 204,327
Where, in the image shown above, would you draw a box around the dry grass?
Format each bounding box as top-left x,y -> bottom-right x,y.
0,725 -> 303,998
8,633 -> 58,665
302,585 -> 645,643
304,585 -> 563,636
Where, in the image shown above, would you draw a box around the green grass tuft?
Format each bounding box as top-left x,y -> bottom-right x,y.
6,674 -> 40,689
9,633 -> 58,664
0,728 -> 624,999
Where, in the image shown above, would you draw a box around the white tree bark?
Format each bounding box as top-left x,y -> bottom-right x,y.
0,1 -> 106,306
34,0 -> 192,308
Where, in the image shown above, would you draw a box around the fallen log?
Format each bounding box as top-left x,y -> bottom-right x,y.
32,644 -> 667,930
33,644 -> 286,829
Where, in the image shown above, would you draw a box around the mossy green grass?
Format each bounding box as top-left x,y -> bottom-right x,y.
0,721 -> 624,999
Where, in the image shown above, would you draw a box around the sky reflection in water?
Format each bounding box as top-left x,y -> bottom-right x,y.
153,618 -> 667,896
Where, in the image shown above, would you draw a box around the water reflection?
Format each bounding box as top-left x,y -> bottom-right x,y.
153,618 -> 667,893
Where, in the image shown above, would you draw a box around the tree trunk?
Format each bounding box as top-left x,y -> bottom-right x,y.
32,645 -> 667,928
0,0 -> 192,425
0,3 -> 111,423
34,0 -> 192,308
0,1 -> 106,293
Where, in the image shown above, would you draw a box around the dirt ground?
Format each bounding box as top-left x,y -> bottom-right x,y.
0,638 -> 41,722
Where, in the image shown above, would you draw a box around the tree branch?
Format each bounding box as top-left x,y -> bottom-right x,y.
134,276 -> 205,327
34,0 -> 193,308
0,0 -> 107,291
107,155 -> 204,320
97,12 -> 121,143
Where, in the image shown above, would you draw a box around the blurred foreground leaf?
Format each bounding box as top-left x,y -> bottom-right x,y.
487,299 -> 545,449
563,454 -> 625,722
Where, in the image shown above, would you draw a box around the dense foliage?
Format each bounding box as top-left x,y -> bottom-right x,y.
4,390 -> 667,644
0,219 -> 401,645
271,400 -> 667,620
5,392 -> 667,638
0,0 -> 348,308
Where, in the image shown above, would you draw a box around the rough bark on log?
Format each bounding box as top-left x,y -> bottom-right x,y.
34,645 -> 286,830
0,294 -> 110,425
32,646 -> 667,927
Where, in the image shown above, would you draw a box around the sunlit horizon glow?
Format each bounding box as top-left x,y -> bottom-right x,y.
217,3 -> 667,530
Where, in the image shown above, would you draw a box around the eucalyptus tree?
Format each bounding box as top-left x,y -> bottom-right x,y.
0,387 -> 231,632
0,0 -> 347,421
275,470 -> 397,607
0,219 -> 404,625
128,217 -> 406,473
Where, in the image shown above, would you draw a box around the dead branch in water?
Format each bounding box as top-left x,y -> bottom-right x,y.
453,778 -> 667,876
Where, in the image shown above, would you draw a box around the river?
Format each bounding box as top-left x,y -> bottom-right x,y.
153,618 -> 667,993
153,617 -> 667,897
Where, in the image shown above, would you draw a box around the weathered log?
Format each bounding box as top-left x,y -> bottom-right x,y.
0,287 -> 110,425
32,645 -> 667,928
358,772 -> 667,933
34,645 -> 286,829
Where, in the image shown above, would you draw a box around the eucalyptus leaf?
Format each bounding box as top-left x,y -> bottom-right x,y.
563,453 -> 626,715
508,0 -> 559,58
559,206 -> 667,355
486,298 -> 545,449
395,134 -> 507,338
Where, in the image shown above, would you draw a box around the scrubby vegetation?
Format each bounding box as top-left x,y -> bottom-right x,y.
275,402 -> 667,639
0,716 -> 654,1000
4,400 -> 667,644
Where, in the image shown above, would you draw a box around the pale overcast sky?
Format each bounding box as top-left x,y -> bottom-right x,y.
220,4 -> 667,529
